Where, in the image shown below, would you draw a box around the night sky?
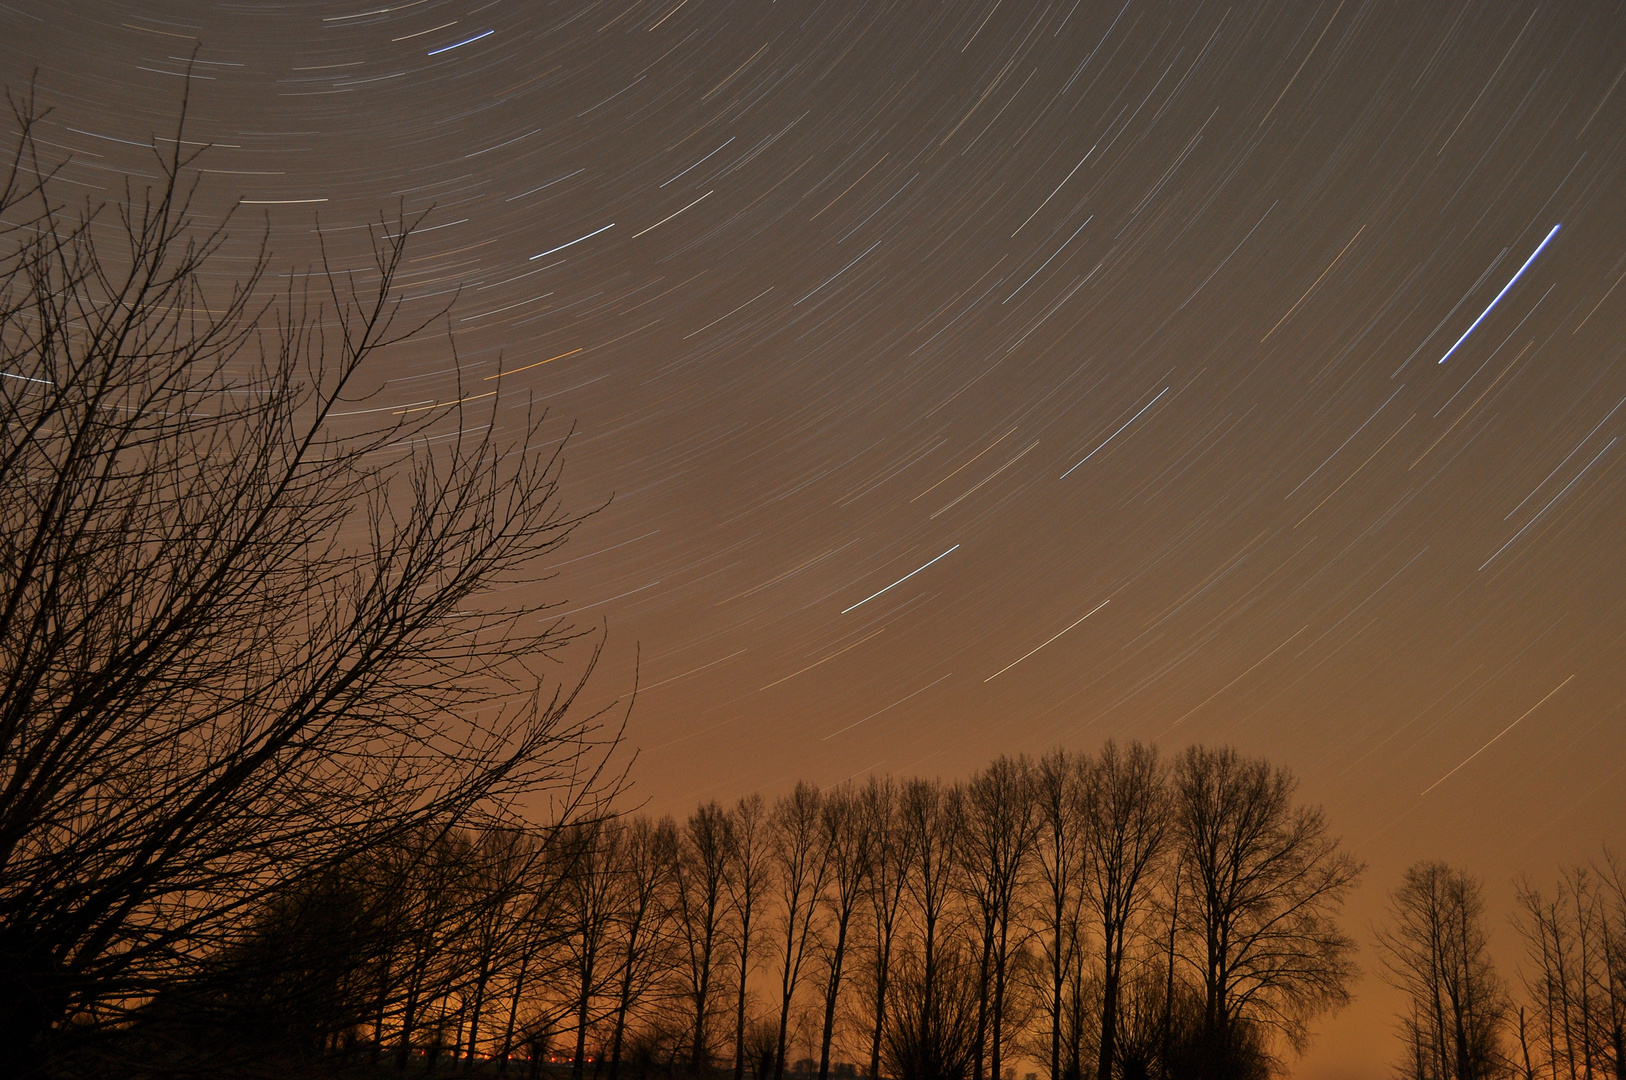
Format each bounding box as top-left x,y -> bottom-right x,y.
7,1 -> 1626,1073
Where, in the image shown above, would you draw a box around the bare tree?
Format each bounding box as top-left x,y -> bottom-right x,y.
816,784 -> 874,1080
675,801 -> 732,1070
458,827 -> 544,1069
1376,861 -> 1508,1080
190,852 -> 390,1061
1158,851 -> 1185,1072
884,939 -> 981,1080
606,815 -> 679,1080
487,829 -> 565,1066
1111,955 -> 1179,1080
1032,748 -> 1088,1080
496,838 -> 573,1074
390,830 -> 485,1069
563,819 -> 625,1080
1171,746 -> 1362,1068
1597,853 -> 1626,1080
901,778 -> 965,1074
864,776 -> 914,1080
726,795 -> 774,1080
1515,856 -> 1626,1080
769,782 -> 831,1080
0,87 -> 616,1072
525,742 -> 1389,1080
1083,741 -> 1169,1080
960,756 -> 1040,1080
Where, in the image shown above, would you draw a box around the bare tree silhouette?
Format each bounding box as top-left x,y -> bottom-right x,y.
816,784 -> 874,1080
1082,741 -> 1170,1080
0,86 -> 617,1075
863,776 -> 914,1080
769,782 -> 831,1080
960,756 -> 1041,1080
1514,855 -> 1626,1080
1376,861 -> 1510,1080
1170,746 -> 1362,1074
901,778 -> 964,1080
1031,748 -> 1088,1080
676,801 -> 732,1070
726,794 -> 774,1080
606,815 -> 680,1080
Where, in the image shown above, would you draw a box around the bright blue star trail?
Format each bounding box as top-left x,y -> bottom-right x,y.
1437,223 -> 1562,365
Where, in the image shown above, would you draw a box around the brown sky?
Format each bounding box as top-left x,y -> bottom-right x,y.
7,1 -> 1625,1073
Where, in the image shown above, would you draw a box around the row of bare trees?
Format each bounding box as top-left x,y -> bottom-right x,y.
1375,855 -> 1626,1080
224,743 -> 1361,1080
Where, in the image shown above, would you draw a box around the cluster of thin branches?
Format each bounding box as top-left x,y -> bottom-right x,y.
0,86 -> 620,1075
1373,854 -> 1626,1080
1513,856 -> 1626,1079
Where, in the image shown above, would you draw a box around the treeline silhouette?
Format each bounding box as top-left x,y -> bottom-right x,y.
150,742 -> 1362,1080
1374,853 -> 1626,1080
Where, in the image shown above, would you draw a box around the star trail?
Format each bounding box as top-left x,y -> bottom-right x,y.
7,2 -> 1626,1072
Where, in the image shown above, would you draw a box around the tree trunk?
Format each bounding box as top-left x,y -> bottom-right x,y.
992,912 -> 1010,1080
610,922 -> 641,1080
1097,966 -> 1118,1080
1162,872 -> 1179,1070
1518,1008 -> 1535,1080
500,951 -> 531,1075
574,942 -> 597,1080
736,907 -> 754,1080
1050,918 -> 1064,1080
694,928 -> 715,1071
466,960 -> 490,1068
373,953 -> 395,1066
974,925 -> 992,1080
775,982 -> 793,1080
818,911 -> 853,1080
400,966 -> 426,1070
869,931 -> 892,1080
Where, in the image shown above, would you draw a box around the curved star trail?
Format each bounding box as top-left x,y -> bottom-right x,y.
9,3 -> 1626,1071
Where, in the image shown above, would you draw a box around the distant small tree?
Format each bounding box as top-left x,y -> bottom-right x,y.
884,942 -> 980,1080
